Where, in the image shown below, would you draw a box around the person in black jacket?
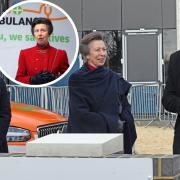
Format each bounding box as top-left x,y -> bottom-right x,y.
67,32 -> 136,154
162,51 -> 180,154
0,77 -> 11,153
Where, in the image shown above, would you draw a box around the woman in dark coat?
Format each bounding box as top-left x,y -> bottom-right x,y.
0,77 -> 11,153
67,32 -> 136,154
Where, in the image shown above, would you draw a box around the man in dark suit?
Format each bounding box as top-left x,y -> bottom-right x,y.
0,77 -> 11,153
162,51 -> 180,154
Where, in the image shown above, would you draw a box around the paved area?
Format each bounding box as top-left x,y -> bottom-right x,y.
135,125 -> 174,154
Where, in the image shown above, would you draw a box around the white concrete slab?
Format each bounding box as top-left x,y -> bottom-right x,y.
26,133 -> 123,157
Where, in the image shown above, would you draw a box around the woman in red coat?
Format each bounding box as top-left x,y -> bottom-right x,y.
15,17 -> 69,85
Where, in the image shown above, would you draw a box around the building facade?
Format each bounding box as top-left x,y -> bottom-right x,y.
0,0 -> 177,84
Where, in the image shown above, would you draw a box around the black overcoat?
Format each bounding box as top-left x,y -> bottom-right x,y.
162,51 -> 180,131
162,51 -> 180,153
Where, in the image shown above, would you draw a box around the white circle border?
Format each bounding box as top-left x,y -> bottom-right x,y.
0,0 -> 79,87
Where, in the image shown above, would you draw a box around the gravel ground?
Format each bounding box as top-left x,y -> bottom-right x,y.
135,126 -> 174,154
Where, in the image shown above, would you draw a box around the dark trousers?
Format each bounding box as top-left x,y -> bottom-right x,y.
0,140 -> 8,153
173,133 -> 180,154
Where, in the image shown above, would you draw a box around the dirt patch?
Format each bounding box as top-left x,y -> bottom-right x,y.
135,126 -> 174,154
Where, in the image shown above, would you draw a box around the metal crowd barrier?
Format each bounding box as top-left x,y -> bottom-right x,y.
47,86 -> 69,117
129,82 -> 161,121
159,84 -> 177,127
7,85 -> 69,117
7,85 -> 44,107
6,83 -> 177,125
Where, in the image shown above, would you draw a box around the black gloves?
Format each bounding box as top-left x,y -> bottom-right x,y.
30,71 -> 58,85
30,72 -> 45,84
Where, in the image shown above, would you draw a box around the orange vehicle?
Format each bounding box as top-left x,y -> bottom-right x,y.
7,102 -> 67,153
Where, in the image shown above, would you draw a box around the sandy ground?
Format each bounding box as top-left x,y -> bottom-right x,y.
135,126 -> 174,154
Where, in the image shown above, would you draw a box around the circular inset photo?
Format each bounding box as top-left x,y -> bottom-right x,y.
0,0 -> 79,87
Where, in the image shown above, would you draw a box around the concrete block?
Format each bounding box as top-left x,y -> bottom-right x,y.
152,155 -> 180,180
162,156 -> 173,176
26,133 -> 123,157
173,155 -> 180,175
